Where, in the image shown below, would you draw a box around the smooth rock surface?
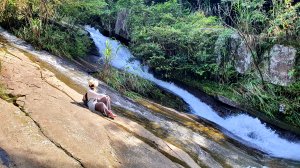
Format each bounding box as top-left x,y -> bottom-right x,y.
0,44 -> 188,168
0,99 -> 82,168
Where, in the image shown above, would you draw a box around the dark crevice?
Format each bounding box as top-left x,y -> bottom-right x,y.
0,147 -> 14,168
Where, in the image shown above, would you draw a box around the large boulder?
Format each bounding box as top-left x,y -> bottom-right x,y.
230,33 -> 252,74
263,44 -> 297,86
115,9 -> 130,40
215,32 -> 252,74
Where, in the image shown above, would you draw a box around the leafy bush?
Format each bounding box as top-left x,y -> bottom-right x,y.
57,0 -> 108,24
130,4 -> 222,80
14,24 -> 91,58
268,1 -> 300,46
234,78 -> 300,127
96,67 -> 187,111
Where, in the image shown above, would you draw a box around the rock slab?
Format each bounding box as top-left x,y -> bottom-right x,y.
0,42 -> 183,168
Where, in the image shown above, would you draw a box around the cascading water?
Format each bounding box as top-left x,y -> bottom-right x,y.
85,25 -> 300,161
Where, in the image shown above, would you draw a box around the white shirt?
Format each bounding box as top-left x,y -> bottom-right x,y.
87,89 -> 106,101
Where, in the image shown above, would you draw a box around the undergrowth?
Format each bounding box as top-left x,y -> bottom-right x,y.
13,24 -> 91,59
95,67 -> 188,112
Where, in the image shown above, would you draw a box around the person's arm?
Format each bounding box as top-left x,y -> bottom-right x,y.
90,90 -> 105,99
82,93 -> 88,106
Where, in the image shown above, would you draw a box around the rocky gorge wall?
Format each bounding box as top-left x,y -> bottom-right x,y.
215,32 -> 298,86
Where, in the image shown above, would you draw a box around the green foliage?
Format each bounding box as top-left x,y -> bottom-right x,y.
98,67 -> 152,95
57,0 -> 108,24
268,1 -> 300,45
14,24 -> 91,58
236,78 -> 300,127
220,0 -> 300,45
192,77 -> 300,128
222,0 -> 268,34
96,67 -> 187,111
0,0 -> 93,59
214,29 -> 239,82
0,0 -> 59,27
129,2 -> 222,80
104,41 -> 113,66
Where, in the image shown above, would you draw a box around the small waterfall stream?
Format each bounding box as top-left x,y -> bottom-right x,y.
85,26 -> 300,161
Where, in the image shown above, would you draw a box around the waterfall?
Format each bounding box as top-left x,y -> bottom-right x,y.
85,25 -> 300,161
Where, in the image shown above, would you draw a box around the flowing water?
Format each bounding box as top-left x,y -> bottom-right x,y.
2,26 -> 300,167
85,26 -> 300,161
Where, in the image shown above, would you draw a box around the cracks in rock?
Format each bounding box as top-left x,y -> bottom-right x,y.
3,49 -> 23,61
5,95 -> 86,168
27,83 -> 41,88
50,95 -> 59,99
103,127 -> 122,165
39,70 -> 77,102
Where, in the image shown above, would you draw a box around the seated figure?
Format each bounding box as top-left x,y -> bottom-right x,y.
83,79 -> 117,119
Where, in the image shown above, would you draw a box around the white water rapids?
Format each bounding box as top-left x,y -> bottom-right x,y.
85,25 -> 300,161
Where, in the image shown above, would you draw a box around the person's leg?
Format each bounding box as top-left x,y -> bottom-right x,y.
98,95 -> 111,110
95,102 -> 108,116
106,96 -> 111,110
95,102 -> 116,119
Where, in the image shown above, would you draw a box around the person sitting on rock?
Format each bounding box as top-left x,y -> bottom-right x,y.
83,79 -> 117,119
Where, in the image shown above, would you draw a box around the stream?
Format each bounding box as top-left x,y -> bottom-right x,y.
1,26 -> 300,167
85,26 -> 300,161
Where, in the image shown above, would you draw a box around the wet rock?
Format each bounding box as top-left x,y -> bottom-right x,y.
230,33 -> 252,74
3,28 -> 300,167
0,43 -> 189,168
217,95 -> 239,108
263,44 -> 297,86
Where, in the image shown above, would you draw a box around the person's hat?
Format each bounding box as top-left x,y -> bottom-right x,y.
88,79 -> 99,88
